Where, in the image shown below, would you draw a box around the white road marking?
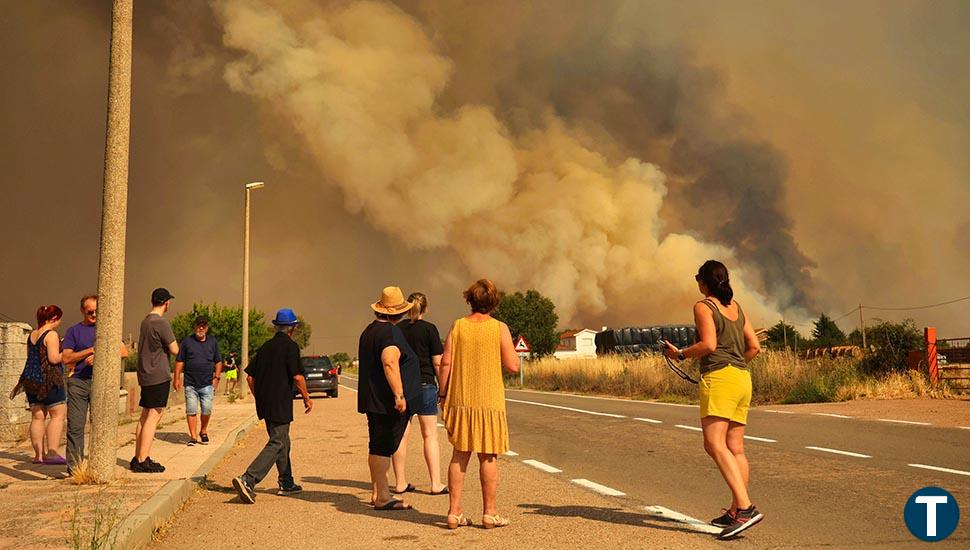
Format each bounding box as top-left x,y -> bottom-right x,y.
341,374 -> 359,381
571,479 -> 626,496
523,459 -> 562,473
507,388 -> 699,408
634,417 -> 663,424
504,450 -> 519,457
506,398 -> 627,418
811,412 -> 853,419
643,506 -> 721,535
908,464 -> 970,477
763,409 -> 795,414
675,424 -> 703,432
876,418 -> 931,426
960,426 -> 970,430
339,384 -> 358,392
805,446 -> 871,458
744,435 -> 777,443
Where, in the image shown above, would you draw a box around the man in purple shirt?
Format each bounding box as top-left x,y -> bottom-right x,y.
62,294 -> 129,471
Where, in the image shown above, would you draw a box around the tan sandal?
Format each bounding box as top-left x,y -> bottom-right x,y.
482,514 -> 510,529
447,513 -> 471,529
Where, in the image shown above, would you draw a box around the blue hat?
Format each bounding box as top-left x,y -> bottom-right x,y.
272,308 -> 300,326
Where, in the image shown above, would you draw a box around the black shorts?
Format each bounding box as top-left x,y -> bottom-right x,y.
139,381 -> 171,409
366,412 -> 412,457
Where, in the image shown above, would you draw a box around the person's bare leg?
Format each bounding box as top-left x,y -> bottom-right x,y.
200,414 -> 211,437
135,408 -> 164,462
702,416 -> 751,510
417,415 -> 445,492
29,406 -> 46,461
725,422 -> 749,511
478,453 -> 499,516
447,450 -> 472,517
186,415 -> 198,441
369,454 -> 400,506
391,418 -> 411,492
133,407 -> 147,458
45,404 -> 67,457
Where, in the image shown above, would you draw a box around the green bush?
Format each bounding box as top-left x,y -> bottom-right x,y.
858,319 -> 923,375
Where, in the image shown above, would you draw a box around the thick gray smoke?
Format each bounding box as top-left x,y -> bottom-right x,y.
210,0 -> 785,324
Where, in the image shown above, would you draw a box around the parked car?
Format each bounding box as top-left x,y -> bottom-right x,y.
298,355 -> 340,398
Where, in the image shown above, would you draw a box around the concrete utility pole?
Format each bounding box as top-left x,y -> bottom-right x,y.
90,0 -> 133,483
240,182 -> 264,399
858,304 -> 867,350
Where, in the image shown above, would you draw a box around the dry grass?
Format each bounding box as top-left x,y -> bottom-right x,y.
518,350 -> 951,405
68,459 -> 103,486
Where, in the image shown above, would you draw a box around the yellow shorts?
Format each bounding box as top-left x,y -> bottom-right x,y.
699,365 -> 752,425
225,369 -> 237,381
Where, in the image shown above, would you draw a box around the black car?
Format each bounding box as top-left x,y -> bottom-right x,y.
299,355 -> 340,398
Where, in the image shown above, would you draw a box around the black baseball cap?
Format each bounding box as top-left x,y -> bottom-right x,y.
151,288 -> 175,304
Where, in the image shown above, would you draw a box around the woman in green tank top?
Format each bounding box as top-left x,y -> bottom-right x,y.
663,260 -> 765,540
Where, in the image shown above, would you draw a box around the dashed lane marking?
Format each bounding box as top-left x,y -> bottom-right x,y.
643,506 -> 722,535
960,427 -> 970,430
763,409 -> 795,414
805,446 -> 871,458
675,424 -> 703,432
571,479 -> 626,496
504,450 -> 519,456
506,388 -> 699,408
876,418 -> 932,426
634,417 -> 663,424
744,435 -> 777,443
522,459 -> 562,473
811,412 -> 853,419
908,463 -> 970,477
339,384 -> 358,392
506,398 -> 627,418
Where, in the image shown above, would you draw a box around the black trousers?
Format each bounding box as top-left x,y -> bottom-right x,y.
243,420 -> 293,487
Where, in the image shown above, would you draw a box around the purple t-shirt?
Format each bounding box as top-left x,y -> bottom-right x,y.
63,322 -> 96,379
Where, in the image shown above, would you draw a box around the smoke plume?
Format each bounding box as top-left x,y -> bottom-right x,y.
212,0 -> 783,324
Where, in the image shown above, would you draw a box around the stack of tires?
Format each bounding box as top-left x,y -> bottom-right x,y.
595,325 -> 697,356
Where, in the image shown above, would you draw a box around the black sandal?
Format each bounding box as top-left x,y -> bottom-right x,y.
374,498 -> 412,511
430,487 -> 449,495
391,483 -> 416,494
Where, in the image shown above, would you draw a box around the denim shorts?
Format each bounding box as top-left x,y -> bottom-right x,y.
413,383 -> 438,416
184,384 -> 214,416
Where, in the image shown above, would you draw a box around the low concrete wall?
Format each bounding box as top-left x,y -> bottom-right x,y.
0,323 -> 32,444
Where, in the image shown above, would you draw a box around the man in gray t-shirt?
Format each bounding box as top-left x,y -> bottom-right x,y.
131,288 -> 180,474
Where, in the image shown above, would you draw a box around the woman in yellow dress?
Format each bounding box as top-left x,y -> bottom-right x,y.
438,279 -> 520,529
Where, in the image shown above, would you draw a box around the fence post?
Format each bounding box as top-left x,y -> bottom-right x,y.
925,327 -> 938,385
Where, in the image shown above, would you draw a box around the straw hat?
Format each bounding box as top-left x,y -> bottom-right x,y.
372,286 -> 414,315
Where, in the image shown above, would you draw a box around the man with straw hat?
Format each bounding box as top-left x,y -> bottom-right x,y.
358,286 -> 422,510
232,308 -> 312,504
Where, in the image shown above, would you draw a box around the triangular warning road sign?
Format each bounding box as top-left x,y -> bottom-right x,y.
514,336 -> 531,353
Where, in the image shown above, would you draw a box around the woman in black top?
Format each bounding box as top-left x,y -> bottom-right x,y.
391,292 -> 448,495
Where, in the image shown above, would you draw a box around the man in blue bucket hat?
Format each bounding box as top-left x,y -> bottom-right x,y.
232,308 -> 312,503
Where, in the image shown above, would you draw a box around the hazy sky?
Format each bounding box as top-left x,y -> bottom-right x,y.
1,0 -> 967,355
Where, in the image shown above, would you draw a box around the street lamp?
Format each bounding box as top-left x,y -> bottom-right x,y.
240,181 -> 264,399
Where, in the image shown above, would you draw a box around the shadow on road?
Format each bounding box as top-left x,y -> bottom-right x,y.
518,503 -> 717,537
302,476 -> 371,490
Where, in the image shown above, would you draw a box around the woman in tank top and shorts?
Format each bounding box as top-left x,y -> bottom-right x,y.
663,260 -> 765,540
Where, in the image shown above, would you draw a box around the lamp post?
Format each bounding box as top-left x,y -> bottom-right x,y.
240,181 -> 264,399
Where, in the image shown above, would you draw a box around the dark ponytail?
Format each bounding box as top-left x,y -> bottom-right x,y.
696,260 -> 734,307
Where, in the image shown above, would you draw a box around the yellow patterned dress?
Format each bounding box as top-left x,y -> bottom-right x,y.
442,317 -> 510,455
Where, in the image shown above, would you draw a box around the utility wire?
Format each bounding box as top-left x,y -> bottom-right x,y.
863,295 -> 970,312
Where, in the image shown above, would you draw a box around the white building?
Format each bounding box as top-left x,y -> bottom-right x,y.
554,328 -> 598,359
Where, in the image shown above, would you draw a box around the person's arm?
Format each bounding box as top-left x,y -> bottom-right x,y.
247,375 -> 255,394
432,354 -> 443,384
741,314 -> 762,363
437,331 -> 453,401
45,331 -> 63,365
664,302 -> 716,360
173,361 -> 185,390
212,361 -> 223,390
119,342 -> 129,359
429,324 -> 444,385
381,345 -> 406,414
499,323 -> 520,374
62,347 -> 93,366
287,342 -> 311,413
168,341 -> 179,355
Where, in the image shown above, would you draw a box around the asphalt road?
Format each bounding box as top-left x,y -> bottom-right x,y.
344,376 -> 970,548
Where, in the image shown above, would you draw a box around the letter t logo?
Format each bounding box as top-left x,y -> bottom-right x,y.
915,495 -> 949,537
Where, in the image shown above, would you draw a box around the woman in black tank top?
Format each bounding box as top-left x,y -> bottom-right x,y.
663,260 -> 765,539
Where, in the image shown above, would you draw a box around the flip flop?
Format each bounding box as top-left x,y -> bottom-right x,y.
390,483 -> 416,494
374,499 -> 412,511
31,459 -> 43,464
43,455 -> 67,465
430,487 -> 450,495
